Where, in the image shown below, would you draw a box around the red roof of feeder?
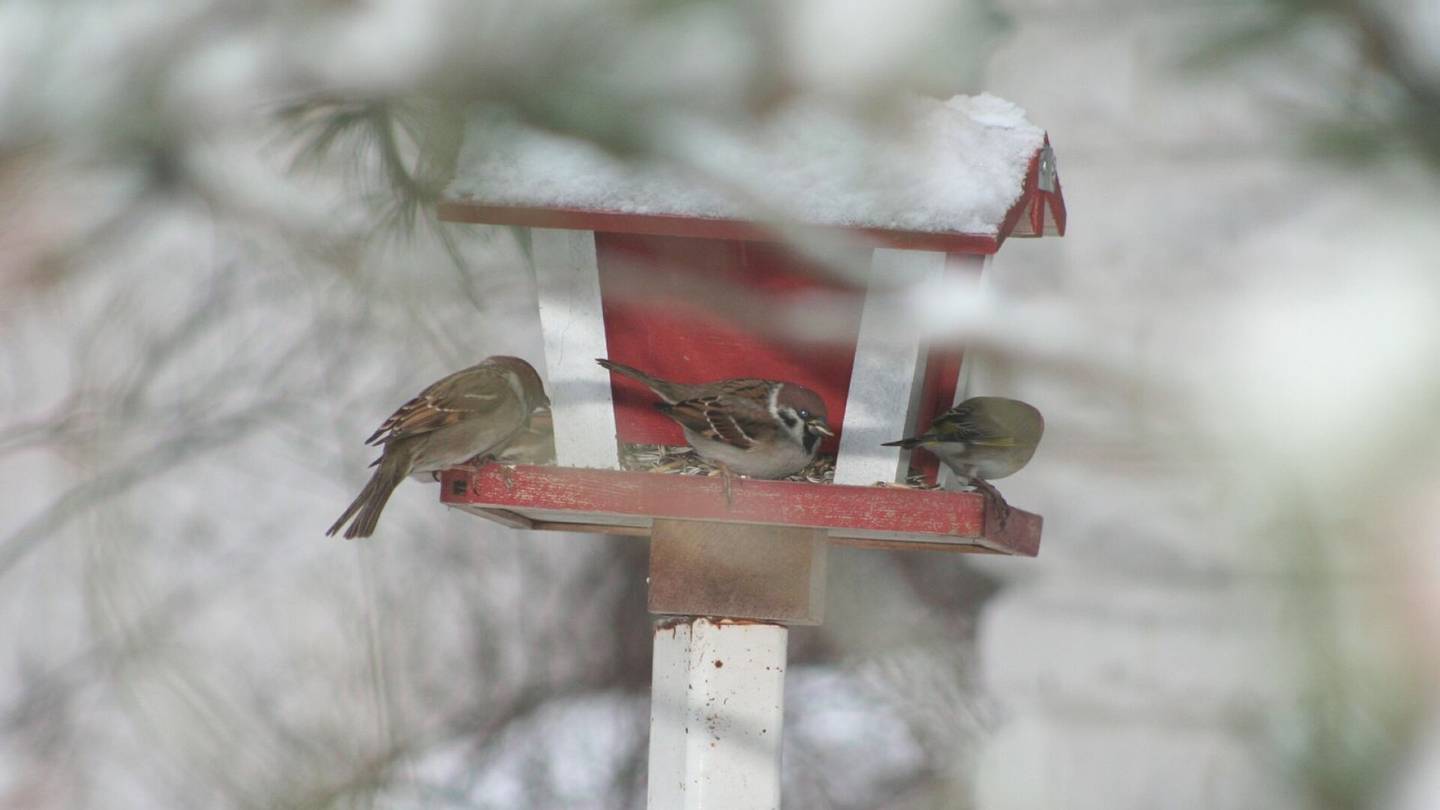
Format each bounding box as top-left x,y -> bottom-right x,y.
440,94 -> 1065,253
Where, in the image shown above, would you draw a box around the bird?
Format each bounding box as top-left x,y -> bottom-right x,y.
489,406 -> 556,466
596,358 -> 834,482
882,396 -> 1043,526
327,356 -> 550,539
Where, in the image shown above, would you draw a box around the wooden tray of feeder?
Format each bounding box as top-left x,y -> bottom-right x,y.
441,445 -> 1040,555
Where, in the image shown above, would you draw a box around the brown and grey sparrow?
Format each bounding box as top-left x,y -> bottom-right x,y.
327,356 -> 550,539
597,358 -> 834,480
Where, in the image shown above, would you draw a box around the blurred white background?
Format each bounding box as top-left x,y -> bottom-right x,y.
2,1 -> 1438,808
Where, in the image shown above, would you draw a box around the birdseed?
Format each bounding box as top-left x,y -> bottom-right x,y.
617,443 -> 938,489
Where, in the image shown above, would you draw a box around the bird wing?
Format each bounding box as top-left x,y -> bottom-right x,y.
365,365 -> 513,446
929,401 -> 1015,446
661,382 -> 776,451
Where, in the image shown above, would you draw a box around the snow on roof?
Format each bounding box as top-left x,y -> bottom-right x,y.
446,94 -> 1046,236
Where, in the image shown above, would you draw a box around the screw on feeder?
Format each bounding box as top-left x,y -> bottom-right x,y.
1038,143 -> 1058,192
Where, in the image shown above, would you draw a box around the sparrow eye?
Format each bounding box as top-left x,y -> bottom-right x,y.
797,409 -> 811,420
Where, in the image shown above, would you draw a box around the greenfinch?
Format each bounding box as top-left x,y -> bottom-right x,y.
883,396 -> 1043,523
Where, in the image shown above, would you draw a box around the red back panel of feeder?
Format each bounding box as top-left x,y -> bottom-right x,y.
595,234 -> 865,451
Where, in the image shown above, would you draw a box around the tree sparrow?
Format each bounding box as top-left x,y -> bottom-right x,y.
327,356 -> 550,539
883,396 -> 1043,524
597,358 -> 834,480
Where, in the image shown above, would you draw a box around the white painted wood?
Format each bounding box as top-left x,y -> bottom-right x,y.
529,228 -> 621,470
940,254 -> 993,490
648,618 -> 787,810
832,248 -> 949,486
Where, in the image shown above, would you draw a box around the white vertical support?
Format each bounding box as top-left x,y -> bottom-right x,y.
939,254 -> 993,490
832,248 -> 948,486
648,618 -> 787,810
949,254 -> 994,409
530,228 -> 621,470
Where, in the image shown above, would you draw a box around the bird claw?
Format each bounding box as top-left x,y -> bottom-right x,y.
710,463 -> 737,507
461,452 -> 496,469
970,479 -> 1012,532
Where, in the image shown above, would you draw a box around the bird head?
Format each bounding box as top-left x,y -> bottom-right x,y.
772,384 -> 833,451
487,355 -> 551,411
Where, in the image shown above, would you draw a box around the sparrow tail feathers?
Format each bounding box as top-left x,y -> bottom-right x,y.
596,359 -> 683,403
326,454 -> 410,539
596,358 -> 656,384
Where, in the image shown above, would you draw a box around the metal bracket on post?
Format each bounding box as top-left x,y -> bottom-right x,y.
648,520 -> 826,625
646,520 -> 827,809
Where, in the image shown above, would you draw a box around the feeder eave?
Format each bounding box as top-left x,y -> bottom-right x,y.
439,93 -> 1067,254
437,136 -> 1067,253
436,200 -> 1009,254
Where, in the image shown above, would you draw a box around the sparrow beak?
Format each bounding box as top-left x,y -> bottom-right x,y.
807,419 -> 835,437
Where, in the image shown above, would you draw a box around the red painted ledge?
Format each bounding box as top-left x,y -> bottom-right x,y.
436,202 -> 1007,255
437,141 -> 1067,254
439,464 -> 1042,556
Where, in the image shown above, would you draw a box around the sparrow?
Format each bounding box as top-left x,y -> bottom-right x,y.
489,406 -> 556,466
327,356 -> 550,539
883,396 -> 1043,525
596,358 -> 834,480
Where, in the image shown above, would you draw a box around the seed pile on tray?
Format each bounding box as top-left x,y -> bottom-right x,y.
618,443 -> 938,489
618,443 -> 835,484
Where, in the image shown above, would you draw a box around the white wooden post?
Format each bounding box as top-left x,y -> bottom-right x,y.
646,520 -> 823,809
832,248 -> 949,486
648,618 -> 788,810
529,228 -> 621,470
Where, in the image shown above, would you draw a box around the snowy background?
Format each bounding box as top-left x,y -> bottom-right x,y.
3,1 -> 1440,808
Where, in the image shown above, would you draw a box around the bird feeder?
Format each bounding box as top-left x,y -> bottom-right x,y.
437,93 -> 1065,809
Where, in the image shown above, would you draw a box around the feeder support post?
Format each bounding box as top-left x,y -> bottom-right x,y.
833,248 -> 948,487
529,227 -> 621,470
940,253 -> 993,490
646,519 -> 826,809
